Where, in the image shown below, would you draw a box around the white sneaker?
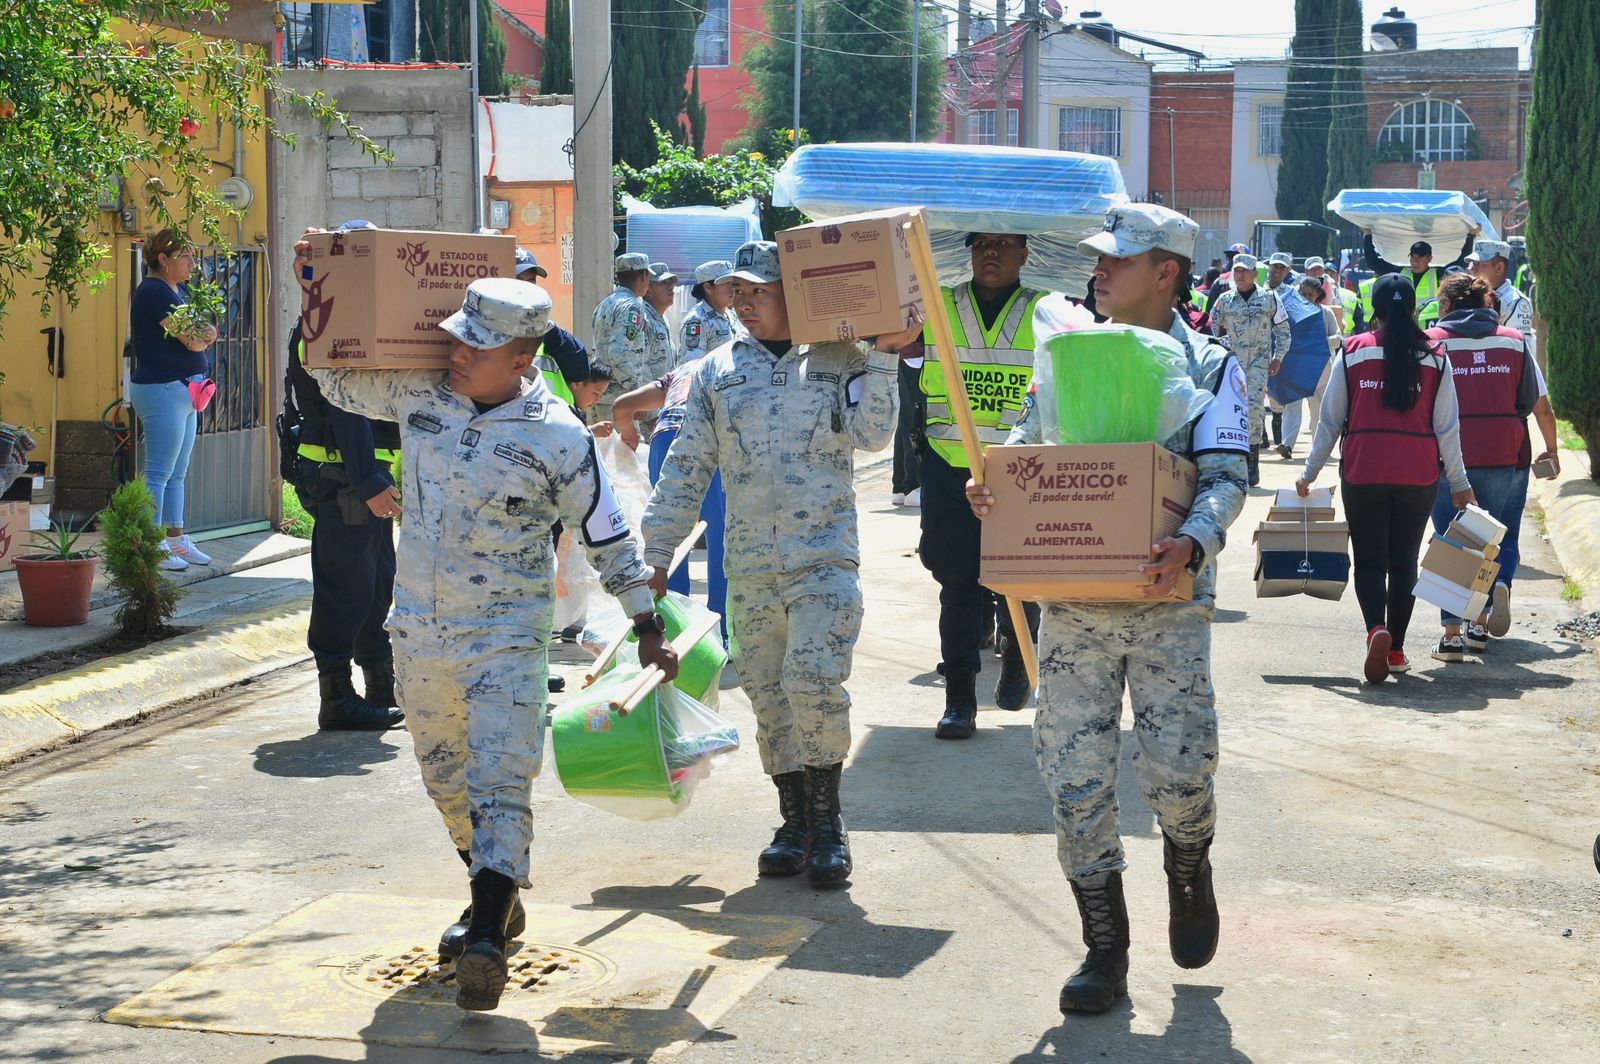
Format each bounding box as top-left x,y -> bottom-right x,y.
903,488 -> 922,507
170,534 -> 213,565
1486,581 -> 1511,637
158,540 -> 189,571
890,493 -> 907,506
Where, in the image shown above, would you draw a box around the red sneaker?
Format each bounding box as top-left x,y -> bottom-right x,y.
1364,626 -> 1392,683
1387,650 -> 1411,674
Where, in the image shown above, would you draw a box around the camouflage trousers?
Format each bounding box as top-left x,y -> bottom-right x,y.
1240,349 -> 1272,447
1034,599 -> 1219,886
393,627 -> 548,889
726,563 -> 863,775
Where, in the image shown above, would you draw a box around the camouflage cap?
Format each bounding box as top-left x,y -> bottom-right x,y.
1267,252 -> 1293,267
718,241 -> 782,284
1303,256 -> 1327,271
1465,239 -> 1511,264
694,260 -> 732,284
440,277 -> 553,349
1078,203 -> 1199,261
1231,253 -> 1260,271
615,252 -> 650,272
648,261 -> 678,283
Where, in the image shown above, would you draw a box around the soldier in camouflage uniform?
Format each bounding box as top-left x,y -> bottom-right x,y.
302,266 -> 678,1013
643,262 -> 679,372
678,259 -> 741,359
967,204 -> 1250,1016
1209,253 -> 1290,486
589,252 -> 653,424
640,240 -> 920,887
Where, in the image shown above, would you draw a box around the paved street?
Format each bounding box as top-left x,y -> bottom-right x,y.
2,454 -> 1597,1063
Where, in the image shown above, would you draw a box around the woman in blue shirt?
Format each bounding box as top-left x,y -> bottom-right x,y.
127,229 -> 217,571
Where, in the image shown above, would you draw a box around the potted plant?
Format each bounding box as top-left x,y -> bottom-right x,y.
15,519 -> 98,626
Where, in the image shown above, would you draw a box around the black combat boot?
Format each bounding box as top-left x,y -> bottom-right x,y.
1164,833 -> 1219,969
360,659 -> 398,709
1059,872 -> 1131,1015
935,667 -> 978,739
804,763 -> 852,886
316,658 -> 403,731
1246,450 -> 1260,488
1270,411 -> 1283,447
440,848 -> 527,961
757,771 -> 809,877
454,868 -> 520,1011
993,637 -> 1033,711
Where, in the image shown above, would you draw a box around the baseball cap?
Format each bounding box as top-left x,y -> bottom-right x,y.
1371,272 -> 1417,317
335,219 -> 377,232
648,261 -> 678,284
1267,252 -> 1293,267
440,277 -> 553,350
1231,254 -> 1260,271
694,260 -> 733,284
718,241 -> 782,285
615,252 -> 649,273
514,245 -> 548,279
1227,242 -> 1250,254
1078,203 -> 1199,261
1409,240 -> 1433,257
1304,256 -> 1326,270
1465,239 -> 1511,264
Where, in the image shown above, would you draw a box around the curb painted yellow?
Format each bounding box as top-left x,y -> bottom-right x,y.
0,599 -> 311,765
1535,449 -> 1600,600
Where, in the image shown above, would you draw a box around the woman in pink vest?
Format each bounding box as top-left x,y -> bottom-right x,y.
1297,274 -> 1475,684
1425,273 -> 1540,663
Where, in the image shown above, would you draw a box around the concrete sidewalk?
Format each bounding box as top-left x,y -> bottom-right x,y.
1534,447 -> 1600,599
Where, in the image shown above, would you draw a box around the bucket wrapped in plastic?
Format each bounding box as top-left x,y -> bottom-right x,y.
595,592 -> 729,705
1030,300 -> 1211,446
552,668 -> 740,821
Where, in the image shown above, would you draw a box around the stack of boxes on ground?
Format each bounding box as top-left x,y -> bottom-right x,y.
1414,504 -> 1508,622
1254,487 -> 1350,600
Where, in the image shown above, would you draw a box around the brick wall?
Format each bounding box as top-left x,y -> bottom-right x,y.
1151,72 -> 1233,208
51,421 -> 119,525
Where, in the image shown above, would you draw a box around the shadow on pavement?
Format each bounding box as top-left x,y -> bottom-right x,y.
1014,984 -> 1253,1063
251,730 -> 403,778
263,994 -> 543,1063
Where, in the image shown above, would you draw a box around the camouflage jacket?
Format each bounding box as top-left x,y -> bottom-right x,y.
589,286 -> 651,396
641,336 -> 900,578
1210,285 -> 1291,365
678,299 -> 740,361
307,367 -> 655,642
640,301 -> 675,380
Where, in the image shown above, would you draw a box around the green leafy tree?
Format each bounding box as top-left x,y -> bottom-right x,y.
0,0 -> 382,319
541,0 -> 573,94
744,0 -> 945,145
614,124 -> 808,236
1526,0 -> 1600,473
1276,0 -> 1336,252
419,0 -> 508,97
1322,0 -> 1371,240
100,478 -> 184,638
686,64 -> 708,156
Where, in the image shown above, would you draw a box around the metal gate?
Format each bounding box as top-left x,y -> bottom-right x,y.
130,245 -> 271,534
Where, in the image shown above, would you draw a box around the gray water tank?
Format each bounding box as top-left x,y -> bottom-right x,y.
1078,9 -> 1117,47
1371,7 -> 1418,51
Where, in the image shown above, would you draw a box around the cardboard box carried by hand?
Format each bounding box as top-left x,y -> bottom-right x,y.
776,208 -> 927,346
979,442 -> 1197,602
1414,535 -> 1500,619
298,228 -> 517,370
1265,486 -> 1337,523
1253,520 -> 1350,600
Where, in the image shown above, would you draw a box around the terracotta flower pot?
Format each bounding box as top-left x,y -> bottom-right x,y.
14,555 -> 98,626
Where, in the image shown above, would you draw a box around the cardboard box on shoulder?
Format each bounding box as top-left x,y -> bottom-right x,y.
299,229 -> 517,370
979,442 -> 1197,602
777,208 -> 927,346
1253,521 -> 1350,600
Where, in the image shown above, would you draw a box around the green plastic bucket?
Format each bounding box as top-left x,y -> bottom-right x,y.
551,670 -> 676,804
1045,327 -> 1169,444
605,593 -> 728,703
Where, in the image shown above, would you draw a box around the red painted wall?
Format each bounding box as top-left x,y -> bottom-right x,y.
1149,72 -> 1233,210
694,0 -> 764,152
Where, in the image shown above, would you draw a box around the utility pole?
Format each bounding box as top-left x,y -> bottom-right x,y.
910,0 -> 921,141
953,0 -> 971,144
469,0 -> 482,228
792,0 -> 803,145
572,0 -> 614,346
1020,0 -> 1039,148
990,2 -> 1019,147
1167,107 -> 1177,209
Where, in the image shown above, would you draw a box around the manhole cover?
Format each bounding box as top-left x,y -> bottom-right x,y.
336,940 -> 616,1006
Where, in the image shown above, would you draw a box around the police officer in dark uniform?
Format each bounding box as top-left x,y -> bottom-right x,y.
284,220 -> 406,731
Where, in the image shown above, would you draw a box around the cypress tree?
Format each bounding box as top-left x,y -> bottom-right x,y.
612,0 -> 707,167
418,0 -> 508,97
1526,0 -> 1600,472
542,0 -> 573,94
1322,0 -> 1371,244
1276,0 -> 1336,253
686,64 -> 708,155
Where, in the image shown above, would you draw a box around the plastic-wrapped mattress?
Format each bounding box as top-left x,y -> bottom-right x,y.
773,143 -> 1128,293
1327,189 -> 1498,266
622,195 -> 763,280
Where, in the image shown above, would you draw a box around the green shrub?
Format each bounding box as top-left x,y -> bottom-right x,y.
99,478 -> 183,637
280,481 -> 313,539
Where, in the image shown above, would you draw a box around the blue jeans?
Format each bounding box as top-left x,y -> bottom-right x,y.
128,379 -> 199,529
1431,467 -> 1524,624
647,428 -> 727,633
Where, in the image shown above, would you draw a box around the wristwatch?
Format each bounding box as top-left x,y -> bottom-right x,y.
632,613 -> 666,638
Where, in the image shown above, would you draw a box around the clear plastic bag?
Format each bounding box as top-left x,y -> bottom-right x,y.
1030,315 -> 1212,446
551,670 -> 740,821
588,591 -> 728,707
563,434 -> 655,643
0,424 -> 35,496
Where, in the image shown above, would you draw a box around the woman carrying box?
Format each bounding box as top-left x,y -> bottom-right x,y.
1297,273 -> 1475,684
1424,273 -> 1540,662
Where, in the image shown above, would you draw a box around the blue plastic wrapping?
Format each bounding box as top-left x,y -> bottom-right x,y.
1327,189 -> 1498,266
622,195 -> 763,280
1267,290 -> 1335,405
773,143 -> 1128,293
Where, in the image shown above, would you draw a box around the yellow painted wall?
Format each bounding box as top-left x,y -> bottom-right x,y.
0,22 -> 271,473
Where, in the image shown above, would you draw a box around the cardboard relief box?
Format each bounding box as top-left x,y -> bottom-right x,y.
979,442 -> 1198,602
776,208 -> 927,346
1253,521 -> 1351,600
1265,486 -> 1337,523
0,471 -> 35,573
1413,503 -> 1507,618
299,228 -> 517,370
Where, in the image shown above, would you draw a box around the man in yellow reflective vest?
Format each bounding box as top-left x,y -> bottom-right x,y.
918,232 -> 1046,739
1361,226 -> 1479,327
